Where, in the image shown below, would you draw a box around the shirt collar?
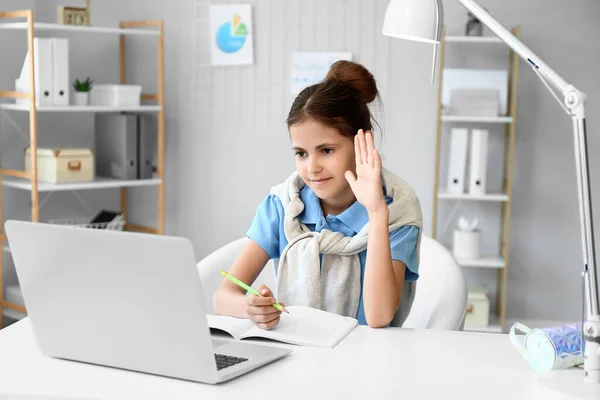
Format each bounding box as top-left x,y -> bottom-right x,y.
296,183 -> 392,233
297,185 -> 322,224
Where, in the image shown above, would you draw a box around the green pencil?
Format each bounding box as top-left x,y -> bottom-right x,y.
220,270 -> 289,313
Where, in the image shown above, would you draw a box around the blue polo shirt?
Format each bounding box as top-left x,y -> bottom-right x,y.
247,184 -> 419,326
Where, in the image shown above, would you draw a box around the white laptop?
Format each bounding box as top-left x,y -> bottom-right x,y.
4,220 -> 291,384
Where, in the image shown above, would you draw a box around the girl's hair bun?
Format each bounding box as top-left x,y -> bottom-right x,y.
325,60 -> 378,104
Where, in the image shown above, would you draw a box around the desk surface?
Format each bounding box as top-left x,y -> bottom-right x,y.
0,319 -> 599,400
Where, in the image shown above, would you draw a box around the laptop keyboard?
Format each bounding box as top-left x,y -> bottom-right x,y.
214,353 -> 249,370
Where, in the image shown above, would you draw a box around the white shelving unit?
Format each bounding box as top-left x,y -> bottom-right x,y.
441,115 -> 513,123
438,190 -> 509,202
0,22 -> 160,36
0,10 -> 166,327
456,256 -> 505,269
445,35 -> 503,44
465,315 -> 503,333
432,30 -> 521,334
0,104 -> 162,113
2,176 -> 162,192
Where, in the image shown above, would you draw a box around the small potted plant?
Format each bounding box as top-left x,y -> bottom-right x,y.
73,77 -> 93,106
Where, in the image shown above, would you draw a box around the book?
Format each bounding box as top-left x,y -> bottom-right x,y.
207,305 -> 358,349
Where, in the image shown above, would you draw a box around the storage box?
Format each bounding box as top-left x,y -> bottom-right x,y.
90,84 -> 142,107
465,289 -> 490,327
25,148 -> 94,183
450,88 -> 500,116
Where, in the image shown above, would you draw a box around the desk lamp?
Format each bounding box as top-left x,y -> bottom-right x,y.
381,0 -> 599,383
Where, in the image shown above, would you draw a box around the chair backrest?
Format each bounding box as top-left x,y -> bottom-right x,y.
197,235 -> 467,330
196,237 -> 275,314
402,235 -> 468,330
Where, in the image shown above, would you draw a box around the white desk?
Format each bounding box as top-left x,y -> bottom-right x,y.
0,319 -> 598,400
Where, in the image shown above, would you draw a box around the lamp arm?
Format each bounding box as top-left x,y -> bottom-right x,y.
457,1 -> 567,93
454,0 -> 600,382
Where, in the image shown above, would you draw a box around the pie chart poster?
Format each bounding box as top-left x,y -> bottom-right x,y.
210,4 -> 254,66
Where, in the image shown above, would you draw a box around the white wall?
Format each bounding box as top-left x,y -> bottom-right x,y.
190,0 -> 600,323
1,0 -> 599,324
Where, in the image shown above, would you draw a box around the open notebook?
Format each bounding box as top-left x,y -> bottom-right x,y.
207,305 -> 358,349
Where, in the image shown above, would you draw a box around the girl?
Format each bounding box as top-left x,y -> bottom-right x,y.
213,61 -> 422,329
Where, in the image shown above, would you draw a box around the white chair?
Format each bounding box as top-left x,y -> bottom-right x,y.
197,237 -> 276,314
402,235 -> 468,330
197,234 -> 467,330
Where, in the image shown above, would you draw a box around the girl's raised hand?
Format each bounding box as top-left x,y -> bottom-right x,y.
344,130 -> 387,215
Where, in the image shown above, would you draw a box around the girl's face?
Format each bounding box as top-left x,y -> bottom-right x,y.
290,119 -> 356,211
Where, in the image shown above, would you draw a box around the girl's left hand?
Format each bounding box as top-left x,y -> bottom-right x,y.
345,129 -> 388,215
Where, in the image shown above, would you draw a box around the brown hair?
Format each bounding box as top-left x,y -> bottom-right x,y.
286,60 -> 380,138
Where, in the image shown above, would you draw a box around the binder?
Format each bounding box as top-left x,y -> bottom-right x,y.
447,128 -> 469,195
18,38 -> 54,107
95,113 -> 138,180
469,129 -> 489,196
137,114 -> 157,179
52,38 -> 70,106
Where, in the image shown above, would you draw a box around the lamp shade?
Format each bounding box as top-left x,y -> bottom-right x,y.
382,0 -> 444,44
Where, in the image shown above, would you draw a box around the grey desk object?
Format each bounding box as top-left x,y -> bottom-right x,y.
95,113 -> 137,180
138,114 -> 157,179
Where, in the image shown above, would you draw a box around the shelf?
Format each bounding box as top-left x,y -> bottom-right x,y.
441,115 -> 513,123
2,176 -> 162,192
438,191 -> 509,202
0,104 -> 162,113
0,22 -> 159,36
456,256 -> 505,269
445,36 -> 503,44
465,315 -> 503,333
2,308 -> 26,321
2,285 -> 26,321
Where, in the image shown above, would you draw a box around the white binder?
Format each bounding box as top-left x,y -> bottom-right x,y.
469,129 -> 489,196
447,128 -> 469,195
17,38 -> 54,106
52,38 -> 70,106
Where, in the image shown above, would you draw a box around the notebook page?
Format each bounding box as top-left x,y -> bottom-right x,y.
206,314 -> 256,339
242,305 -> 358,348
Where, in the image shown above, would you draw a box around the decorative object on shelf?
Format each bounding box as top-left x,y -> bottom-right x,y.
73,77 -> 93,106
443,69 -> 509,116
465,289 -> 489,327
450,88 -> 499,117
58,0 -> 90,26
509,321 -> 584,373
447,128 -> 469,195
49,211 -> 124,230
25,148 -> 94,183
90,84 -> 141,107
468,129 -> 488,196
465,11 -> 482,36
453,216 -> 480,260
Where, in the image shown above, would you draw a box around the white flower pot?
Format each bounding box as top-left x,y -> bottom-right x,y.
73,92 -> 89,106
